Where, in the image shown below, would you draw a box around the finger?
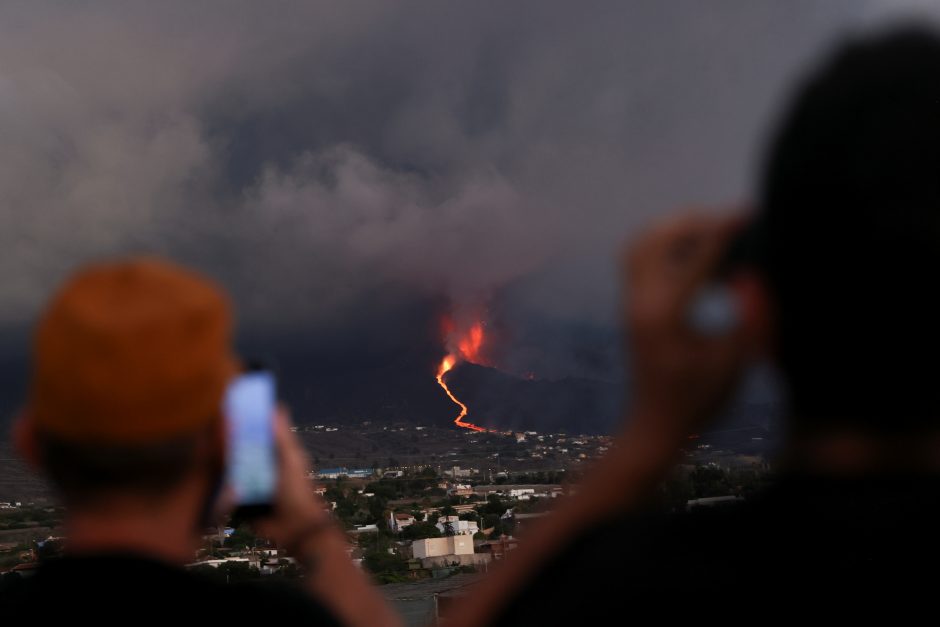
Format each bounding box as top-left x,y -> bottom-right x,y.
627,211 -> 710,283
270,404 -> 294,453
675,219 -> 739,295
272,404 -> 314,476
647,214 -> 739,290
629,213 -> 743,334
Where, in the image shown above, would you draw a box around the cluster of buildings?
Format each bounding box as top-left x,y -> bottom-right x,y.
387,512 -> 480,536
187,547 -> 298,575
375,522 -> 516,571
404,531 -> 523,571
313,467 -> 376,480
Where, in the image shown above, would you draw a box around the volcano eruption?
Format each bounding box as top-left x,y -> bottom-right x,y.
435,319 -> 489,432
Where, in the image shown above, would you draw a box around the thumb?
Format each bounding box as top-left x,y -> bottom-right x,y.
271,403 -> 294,450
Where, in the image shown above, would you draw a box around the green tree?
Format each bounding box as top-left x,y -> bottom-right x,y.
400,521 -> 442,540
225,525 -> 257,551
218,560 -> 261,583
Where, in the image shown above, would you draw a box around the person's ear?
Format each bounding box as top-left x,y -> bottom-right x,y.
199,414 -> 227,471
191,414 -> 233,530
731,270 -> 775,360
11,411 -> 44,472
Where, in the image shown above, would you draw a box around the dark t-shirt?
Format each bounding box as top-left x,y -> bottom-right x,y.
493,471 -> 940,624
0,550 -> 342,624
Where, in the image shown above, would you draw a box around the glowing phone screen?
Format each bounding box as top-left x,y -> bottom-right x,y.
223,371 -> 277,506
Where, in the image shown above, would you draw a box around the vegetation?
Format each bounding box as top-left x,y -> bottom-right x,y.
225,525 -> 259,551
399,522 -> 441,540
0,506 -> 65,530
510,470 -> 566,484
357,531 -> 410,584
189,560 -> 261,584
660,464 -> 774,512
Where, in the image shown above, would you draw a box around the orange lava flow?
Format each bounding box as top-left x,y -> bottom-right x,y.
436,354 -> 487,432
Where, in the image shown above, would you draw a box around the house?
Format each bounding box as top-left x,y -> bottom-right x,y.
316,467 -> 375,479
509,488 -> 535,500
447,484 -> 474,497
435,515 -> 479,536
350,524 -> 379,534
412,536 -> 473,559
411,536 -> 490,569
317,467 -> 349,479
476,537 -> 519,561
187,556 -> 262,570
389,512 -> 416,532
442,466 -> 476,479
260,557 -> 297,575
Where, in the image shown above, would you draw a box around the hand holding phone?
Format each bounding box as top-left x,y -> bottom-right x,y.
623,212 -> 751,438
249,406 -> 335,552
686,215 -> 756,336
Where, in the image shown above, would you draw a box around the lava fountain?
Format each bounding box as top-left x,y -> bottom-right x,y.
436,321 -> 488,432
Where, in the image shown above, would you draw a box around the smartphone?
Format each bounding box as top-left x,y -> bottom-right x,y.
223,368 -> 277,518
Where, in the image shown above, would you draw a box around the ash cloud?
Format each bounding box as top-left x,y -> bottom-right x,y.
0,1 -> 935,414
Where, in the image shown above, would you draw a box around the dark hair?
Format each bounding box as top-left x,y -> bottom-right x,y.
35,424 -> 213,505
757,26 -> 940,435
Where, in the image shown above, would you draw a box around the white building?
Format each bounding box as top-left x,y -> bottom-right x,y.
389,512 -> 416,531
442,466 -> 476,479
350,524 -> 379,534
411,536 -> 490,569
412,536 -> 474,559
435,515 -> 479,536
446,484 -> 474,497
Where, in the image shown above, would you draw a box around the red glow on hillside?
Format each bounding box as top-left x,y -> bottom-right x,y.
436,318 -> 489,432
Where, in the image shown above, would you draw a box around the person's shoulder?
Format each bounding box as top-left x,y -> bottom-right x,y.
543,491 -> 756,559
492,501 -> 754,624
224,577 -> 342,624
0,553 -> 341,625
0,570 -> 31,599
494,471 -> 940,624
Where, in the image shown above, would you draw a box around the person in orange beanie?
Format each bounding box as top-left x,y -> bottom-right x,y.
1,256 -> 400,627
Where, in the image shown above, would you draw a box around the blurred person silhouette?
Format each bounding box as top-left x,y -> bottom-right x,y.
448,25 -> 940,625
0,258 -> 400,626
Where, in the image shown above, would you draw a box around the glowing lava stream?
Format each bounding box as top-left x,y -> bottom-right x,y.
436,355 -> 487,432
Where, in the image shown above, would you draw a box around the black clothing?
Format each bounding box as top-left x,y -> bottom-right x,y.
494,471 -> 940,624
0,550 -> 341,624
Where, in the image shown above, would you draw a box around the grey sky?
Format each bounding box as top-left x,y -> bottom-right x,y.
0,1 -> 934,381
